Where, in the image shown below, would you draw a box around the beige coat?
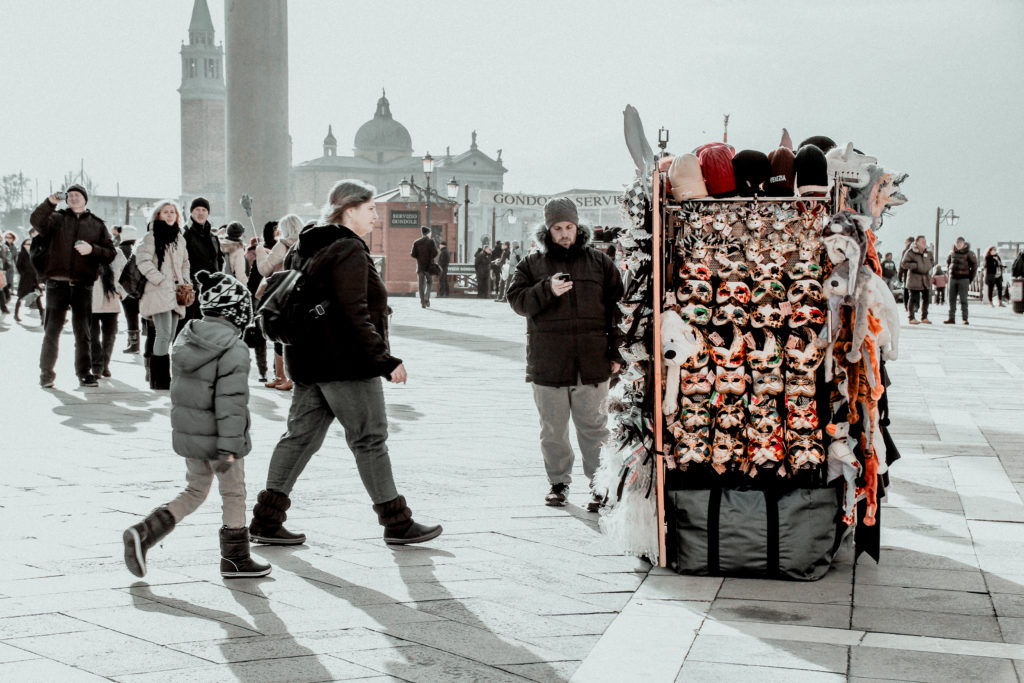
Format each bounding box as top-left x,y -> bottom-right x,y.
91,249 -> 128,314
138,230 -> 191,318
255,239 -> 295,277
220,240 -> 247,282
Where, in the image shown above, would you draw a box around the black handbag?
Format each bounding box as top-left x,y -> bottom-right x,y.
119,254 -> 146,299
429,262 -> 442,276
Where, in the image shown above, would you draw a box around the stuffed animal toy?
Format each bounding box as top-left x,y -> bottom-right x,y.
847,265 -> 895,364
847,164 -> 909,231
825,142 -> 877,189
661,309 -> 701,416
822,211 -> 870,295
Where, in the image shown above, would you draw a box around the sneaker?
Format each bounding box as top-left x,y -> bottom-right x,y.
40,375 -> 55,389
545,483 -> 569,507
922,318 -> 932,324
943,319 -> 955,324
586,493 -> 603,513
79,374 -> 99,387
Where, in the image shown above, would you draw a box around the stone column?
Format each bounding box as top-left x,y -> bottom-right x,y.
224,0 -> 289,230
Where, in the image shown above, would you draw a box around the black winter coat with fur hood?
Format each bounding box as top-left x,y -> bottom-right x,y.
507,224 -> 623,387
283,223 -> 402,383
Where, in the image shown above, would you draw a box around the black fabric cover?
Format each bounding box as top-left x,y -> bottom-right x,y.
668,486 -> 844,581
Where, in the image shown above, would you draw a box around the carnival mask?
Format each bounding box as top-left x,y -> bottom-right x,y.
677,279 -> 713,304
749,401 -> 781,433
681,367 -> 713,395
786,400 -> 819,431
787,279 -> 824,304
789,261 -> 823,281
788,305 -> 826,328
712,304 -> 750,328
715,366 -> 748,394
675,428 -> 711,466
751,304 -> 785,329
753,262 -> 783,281
748,332 -> 782,372
681,261 -> 711,281
680,303 -> 712,326
788,436 -> 825,468
752,368 -> 784,396
680,331 -> 710,370
716,281 -> 752,306
748,431 -> 784,467
718,260 -> 750,280
681,403 -> 711,429
785,372 -> 816,398
785,337 -> 826,375
751,279 -> 787,303
717,400 -> 746,430
710,325 -> 746,369
712,432 -> 745,473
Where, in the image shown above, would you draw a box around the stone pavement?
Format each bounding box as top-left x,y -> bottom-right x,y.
0,295 -> 1023,682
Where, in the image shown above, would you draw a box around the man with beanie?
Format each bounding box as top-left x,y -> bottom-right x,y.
409,226 -> 438,308
945,236 -> 978,325
507,197 -> 624,512
181,197 -> 223,326
30,185 -> 116,388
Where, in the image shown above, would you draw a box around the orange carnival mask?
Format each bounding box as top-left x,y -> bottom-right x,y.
711,432 -> 745,473
748,332 -> 782,372
748,431 -> 784,467
785,371 -> 816,398
717,400 -> 746,430
751,303 -> 785,329
788,305 -> 826,328
786,400 -> 819,431
681,367 -> 713,395
752,279 -> 787,303
715,366 -> 747,394
675,427 -> 711,466
681,403 -> 711,429
680,261 -> 712,281
710,325 -> 746,369
716,281 -> 752,305
680,331 -> 710,370
749,400 -> 781,433
788,436 -> 825,468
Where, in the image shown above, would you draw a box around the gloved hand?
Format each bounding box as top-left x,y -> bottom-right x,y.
211,451 -> 236,473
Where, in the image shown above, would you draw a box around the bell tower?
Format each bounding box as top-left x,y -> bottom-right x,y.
179,0 -> 225,211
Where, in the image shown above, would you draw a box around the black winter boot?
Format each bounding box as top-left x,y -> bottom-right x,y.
150,354 -> 171,390
372,495 -> 443,545
123,330 -> 140,354
123,506 -> 176,577
249,489 -> 306,545
220,526 -> 272,578
14,300 -> 21,322
255,345 -> 268,383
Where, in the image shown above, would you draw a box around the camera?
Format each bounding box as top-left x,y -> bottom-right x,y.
55,191 -> 67,200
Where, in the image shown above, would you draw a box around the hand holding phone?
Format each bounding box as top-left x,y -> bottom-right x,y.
551,272 -> 573,296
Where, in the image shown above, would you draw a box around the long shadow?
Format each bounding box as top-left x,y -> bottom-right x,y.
129,580 -> 336,682
391,323 -> 525,362
48,386 -> 162,434
261,545 -> 567,681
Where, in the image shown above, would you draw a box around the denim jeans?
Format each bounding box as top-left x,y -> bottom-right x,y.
40,280 -> 94,380
90,312 -> 118,374
948,277 -> 970,321
531,379 -> 610,487
417,271 -> 432,305
151,310 -> 180,356
265,378 -> 399,504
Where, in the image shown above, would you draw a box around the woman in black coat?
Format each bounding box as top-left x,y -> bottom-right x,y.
248,179 -> 441,548
15,238 -> 43,322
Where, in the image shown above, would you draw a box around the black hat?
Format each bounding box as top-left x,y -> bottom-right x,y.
794,145 -> 830,196
66,184 -> 88,204
798,136 -> 837,154
223,222 -> 246,243
544,197 -> 579,228
731,150 -> 771,197
196,270 -> 253,332
190,197 -> 210,213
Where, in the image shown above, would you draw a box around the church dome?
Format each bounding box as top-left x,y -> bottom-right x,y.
354,92 -> 412,154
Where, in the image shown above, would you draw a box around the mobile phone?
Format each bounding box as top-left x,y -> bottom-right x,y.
555,273 -> 571,282
55,191 -> 67,200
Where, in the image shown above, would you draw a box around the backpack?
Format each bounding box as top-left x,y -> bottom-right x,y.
254,249 -> 330,346
119,253 -> 146,299
1013,252 -> 1024,279
29,231 -> 50,274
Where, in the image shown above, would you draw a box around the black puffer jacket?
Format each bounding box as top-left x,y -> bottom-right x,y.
283,224 -> 402,383
30,199 -> 115,283
183,221 -> 223,283
507,224 -> 623,387
947,244 -> 978,280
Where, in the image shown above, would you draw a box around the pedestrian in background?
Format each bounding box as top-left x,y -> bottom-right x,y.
89,243 -> 127,378
437,241 -> 450,297
30,185 -> 116,388
880,252 -> 898,286
932,266 -> 948,305
2,231 -> 17,305
474,243 -> 492,298
219,222 -> 248,282
507,198 -> 624,512
897,236 -> 913,311
248,179 -> 442,548
121,270 -> 270,580
118,226 -> 141,353
256,214 -> 303,391
984,246 -> 1005,307
14,237 -> 43,322
900,235 -> 934,325
945,236 -> 977,325
137,200 -> 190,390
410,226 -> 438,308
181,197 -> 222,327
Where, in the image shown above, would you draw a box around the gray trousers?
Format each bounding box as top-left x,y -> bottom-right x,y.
417,271 -> 432,305
948,277 -> 970,321
264,378 -> 399,504
532,380 -> 610,487
166,457 -> 247,528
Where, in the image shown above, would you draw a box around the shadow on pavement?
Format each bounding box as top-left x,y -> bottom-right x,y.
391,323 -> 525,362
48,386 -> 162,434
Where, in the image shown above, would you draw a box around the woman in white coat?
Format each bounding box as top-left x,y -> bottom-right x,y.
90,246 -> 128,378
137,200 -> 190,390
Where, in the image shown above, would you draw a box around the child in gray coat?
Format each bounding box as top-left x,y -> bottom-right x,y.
122,270 -> 271,579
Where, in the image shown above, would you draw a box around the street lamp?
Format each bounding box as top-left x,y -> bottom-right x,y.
491,208 -> 516,247
934,207 -> 960,259
422,152 -> 434,233
398,177 -> 411,199
658,127 -> 670,157
399,172 -> 459,249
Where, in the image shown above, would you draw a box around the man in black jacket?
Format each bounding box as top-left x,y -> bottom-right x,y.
181,197 -> 223,326
945,236 -> 978,325
507,198 -> 623,511
409,226 -> 438,308
437,241 -> 450,297
30,184 -> 115,388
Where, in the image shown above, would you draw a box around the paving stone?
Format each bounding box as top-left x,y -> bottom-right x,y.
632,574 -> 722,602
341,644 -> 533,682
707,598 -> 851,629
716,577 -> 852,605
852,606 -> 1002,642
849,646 -> 1017,682
379,619 -> 567,666
0,657 -> 111,681
500,659 -> 581,682
0,641 -> 38,663
0,612 -> 101,639
166,627 -> 410,663
114,654 -> 382,683
675,661 -> 846,682
686,634 -> 849,673
853,584 -> 994,615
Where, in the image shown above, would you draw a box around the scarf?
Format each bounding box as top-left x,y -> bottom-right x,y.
153,220 -> 180,270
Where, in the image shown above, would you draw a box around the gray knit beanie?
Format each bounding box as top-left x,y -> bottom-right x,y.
544,197 -> 579,228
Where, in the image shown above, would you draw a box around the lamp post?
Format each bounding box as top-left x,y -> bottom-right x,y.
658,127 -> 670,157
400,172 -> 459,245
934,207 -> 960,260
422,152 -> 434,233
491,208 -> 516,248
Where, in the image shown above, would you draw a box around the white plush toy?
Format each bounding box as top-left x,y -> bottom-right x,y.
661,308 -> 700,416
847,265 -> 898,364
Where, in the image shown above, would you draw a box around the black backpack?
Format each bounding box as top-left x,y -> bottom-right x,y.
1013,252 -> 1024,279
254,249 -> 330,346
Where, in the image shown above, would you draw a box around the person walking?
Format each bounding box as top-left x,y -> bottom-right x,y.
899,235 -> 934,325
2,231 -> 17,307
256,214 -> 303,391
880,252 -> 898,286
137,201 -> 191,390
248,180 -> 442,547
932,266 -> 948,306
0,234 -> 13,316
180,198 -> 223,326
490,242 -> 507,298
437,241 -> 451,297
219,222 -> 248,282
474,244 -> 492,298
506,198 -> 624,512
89,243 -> 127,378
944,236 -> 977,325
897,236 -> 913,311
14,237 -> 44,323
30,185 -> 116,388
118,226 -> 142,353
984,246 -> 1005,307
410,226 -> 439,308
496,241 -> 521,302
121,270 -> 270,579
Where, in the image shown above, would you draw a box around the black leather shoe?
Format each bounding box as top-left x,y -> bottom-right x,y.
79,374 -> 99,387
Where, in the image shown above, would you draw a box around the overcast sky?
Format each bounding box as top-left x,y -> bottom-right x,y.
2,0 -> 1021,254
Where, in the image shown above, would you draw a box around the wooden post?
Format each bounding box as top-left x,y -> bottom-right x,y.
652,169 -> 666,567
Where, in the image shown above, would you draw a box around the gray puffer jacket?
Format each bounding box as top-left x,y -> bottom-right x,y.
170,317 -> 251,459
